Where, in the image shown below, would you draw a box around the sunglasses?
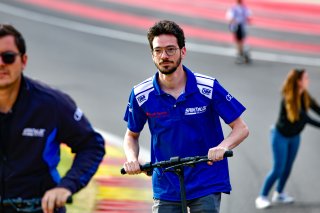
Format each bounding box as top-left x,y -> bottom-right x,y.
0,51 -> 20,65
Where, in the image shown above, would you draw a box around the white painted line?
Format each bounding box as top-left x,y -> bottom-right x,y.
0,2 -> 320,67
187,43 -> 320,67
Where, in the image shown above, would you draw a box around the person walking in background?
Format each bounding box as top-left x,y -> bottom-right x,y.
122,20 -> 249,213
0,24 -> 105,213
226,0 -> 252,64
255,68 -> 320,209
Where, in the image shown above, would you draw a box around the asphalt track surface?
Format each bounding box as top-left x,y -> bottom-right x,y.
1,0 -> 320,212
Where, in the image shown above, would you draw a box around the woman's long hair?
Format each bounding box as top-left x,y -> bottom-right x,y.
282,69 -> 311,123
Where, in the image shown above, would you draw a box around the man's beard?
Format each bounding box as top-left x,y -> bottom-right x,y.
155,55 -> 182,75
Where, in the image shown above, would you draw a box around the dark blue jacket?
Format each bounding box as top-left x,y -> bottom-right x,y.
0,75 -> 105,200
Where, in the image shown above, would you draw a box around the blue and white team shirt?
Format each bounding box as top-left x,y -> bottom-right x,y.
124,65 -> 246,201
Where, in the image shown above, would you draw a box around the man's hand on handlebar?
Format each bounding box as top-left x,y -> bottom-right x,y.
207,146 -> 228,165
123,160 -> 142,175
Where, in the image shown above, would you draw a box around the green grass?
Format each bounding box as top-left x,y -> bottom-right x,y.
58,146 -> 96,213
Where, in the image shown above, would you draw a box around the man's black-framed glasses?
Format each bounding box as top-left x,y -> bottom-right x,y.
0,51 -> 20,65
152,46 -> 180,57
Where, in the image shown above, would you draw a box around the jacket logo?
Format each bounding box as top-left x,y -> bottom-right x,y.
74,108 -> 83,121
185,106 -> 207,115
22,128 -> 46,137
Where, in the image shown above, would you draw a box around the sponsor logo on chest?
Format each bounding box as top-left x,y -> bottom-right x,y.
146,111 -> 169,118
185,106 -> 207,115
22,128 -> 46,137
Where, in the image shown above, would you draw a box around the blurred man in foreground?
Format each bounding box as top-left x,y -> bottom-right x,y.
0,24 -> 105,213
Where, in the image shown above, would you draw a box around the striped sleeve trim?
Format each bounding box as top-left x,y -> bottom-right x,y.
195,73 -> 215,99
133,77 -> 154,106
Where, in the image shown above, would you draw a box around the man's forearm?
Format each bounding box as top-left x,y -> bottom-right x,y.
124,134 -> 140,161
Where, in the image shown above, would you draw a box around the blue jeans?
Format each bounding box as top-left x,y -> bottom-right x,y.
152,193 -> 221,213
260,127 -> 300,196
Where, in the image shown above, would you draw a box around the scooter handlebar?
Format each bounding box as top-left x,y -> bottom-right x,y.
120,150 -> 233,175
